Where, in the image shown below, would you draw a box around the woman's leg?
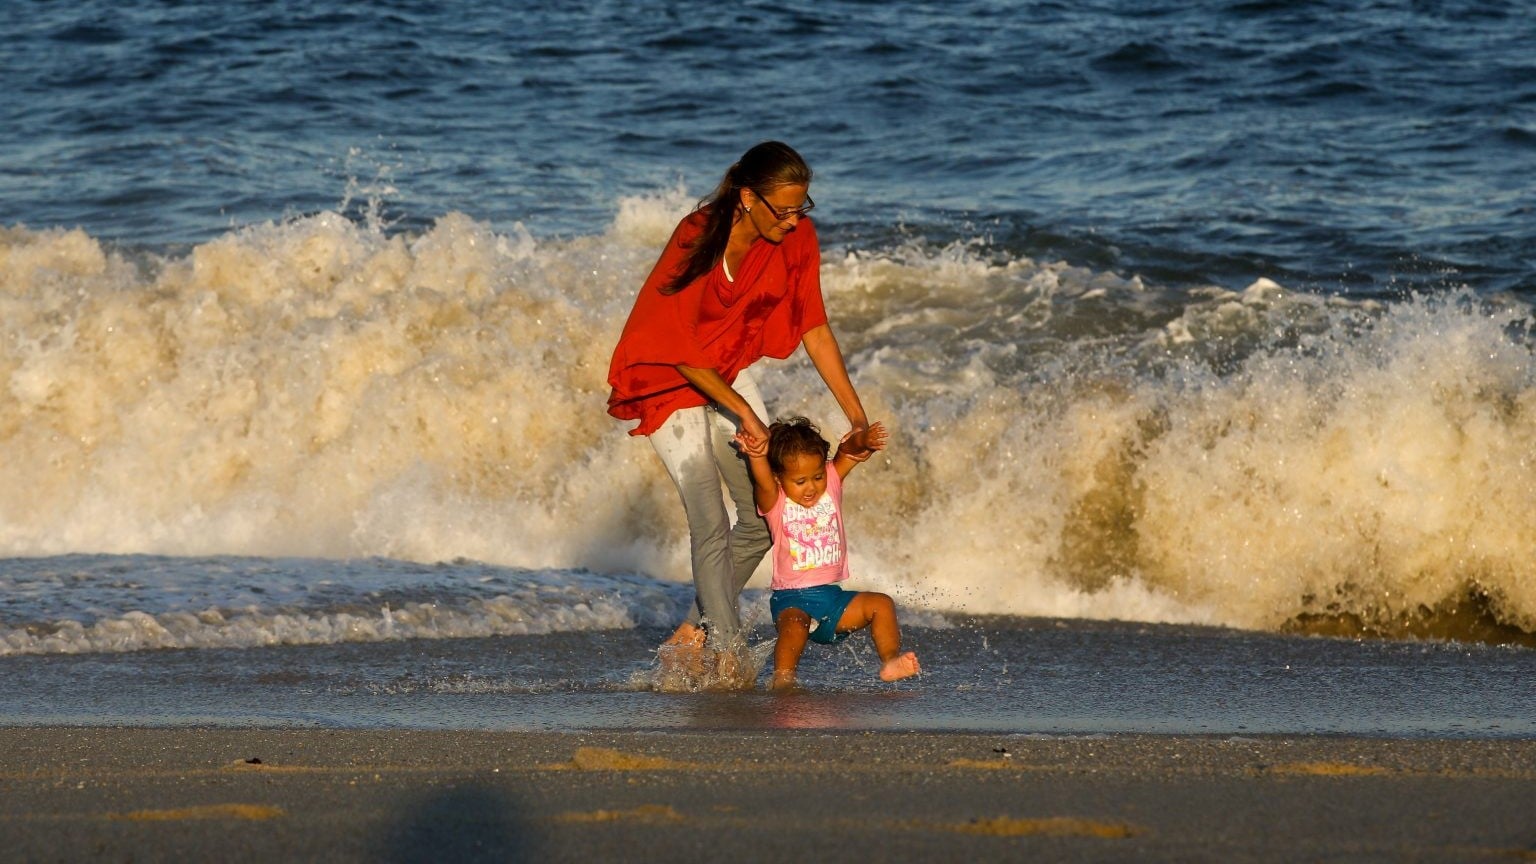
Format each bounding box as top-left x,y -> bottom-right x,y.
709,367 -> 773,602
650,405 -> 739,645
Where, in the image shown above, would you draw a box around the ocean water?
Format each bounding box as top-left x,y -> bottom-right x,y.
3,0 -> 1535,732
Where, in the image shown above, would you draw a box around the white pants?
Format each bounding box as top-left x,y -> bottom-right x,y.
649,367 -> 772,645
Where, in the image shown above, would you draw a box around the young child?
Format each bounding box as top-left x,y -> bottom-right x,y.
735,417 -> 920,690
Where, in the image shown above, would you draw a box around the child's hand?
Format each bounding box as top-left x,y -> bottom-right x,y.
734,430 -> 768,458
838,421 -> 888,462
863,421 -> 889,453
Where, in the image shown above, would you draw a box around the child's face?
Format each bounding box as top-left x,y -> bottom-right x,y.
775,452 -> 828,508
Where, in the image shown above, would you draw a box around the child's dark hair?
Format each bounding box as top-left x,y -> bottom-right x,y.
766,417 -> 830,475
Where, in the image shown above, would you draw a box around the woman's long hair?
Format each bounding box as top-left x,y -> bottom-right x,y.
661,141 -> 812,295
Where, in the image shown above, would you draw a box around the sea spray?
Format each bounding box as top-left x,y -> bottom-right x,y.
0,210 -> 665,567
5,199 -> 1536,643
791,268 -> 1536,637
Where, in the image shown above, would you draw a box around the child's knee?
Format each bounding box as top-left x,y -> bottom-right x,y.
834,591 -> 885,632
776,608 -> 812,634
864,592 -> 896,616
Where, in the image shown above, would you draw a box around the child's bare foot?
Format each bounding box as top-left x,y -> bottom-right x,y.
769,670 -> 799,692
879,651 -> 921,682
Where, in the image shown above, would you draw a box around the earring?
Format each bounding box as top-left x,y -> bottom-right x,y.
745,207 -> 752,213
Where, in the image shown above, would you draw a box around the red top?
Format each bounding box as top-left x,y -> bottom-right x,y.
606,210 -> 828,436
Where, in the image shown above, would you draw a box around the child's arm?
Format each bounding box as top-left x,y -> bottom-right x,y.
734,431 -> 780,514
832,420 -> 888,479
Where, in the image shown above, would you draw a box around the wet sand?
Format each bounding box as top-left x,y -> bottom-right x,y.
1,727 -> 1533,862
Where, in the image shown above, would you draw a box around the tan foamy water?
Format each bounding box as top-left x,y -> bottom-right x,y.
5,193 -> 1536,641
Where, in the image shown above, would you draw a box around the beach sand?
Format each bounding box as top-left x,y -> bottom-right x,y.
1,727 -> 1533,862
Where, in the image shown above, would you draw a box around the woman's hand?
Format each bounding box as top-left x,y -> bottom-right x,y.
734,430 -> 768,459
740,411 -> 770,448
841,421 -> 890,461
838,421 -> 888,462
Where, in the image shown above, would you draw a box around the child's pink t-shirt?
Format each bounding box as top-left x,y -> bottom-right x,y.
761,462 -> 850,590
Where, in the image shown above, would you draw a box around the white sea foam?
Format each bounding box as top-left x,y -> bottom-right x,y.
0,596 -> 636,657
0,554 -> 947,657
0,556 -> 689,657
4,202 -> 1536,647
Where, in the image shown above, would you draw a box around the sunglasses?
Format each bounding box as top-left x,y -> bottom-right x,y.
752,188 -> 815,222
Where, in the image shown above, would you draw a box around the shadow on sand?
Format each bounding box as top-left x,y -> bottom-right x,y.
383,780 -> 538,863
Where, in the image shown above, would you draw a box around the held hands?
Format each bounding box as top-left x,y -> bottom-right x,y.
740,412 -> 770,449
735,428 -> 777,514
837,421 -> 888,463
736,419 -> 888,462
733,429 -> 768,459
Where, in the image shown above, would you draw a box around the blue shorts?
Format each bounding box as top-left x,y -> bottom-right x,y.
770,584 -> 857,645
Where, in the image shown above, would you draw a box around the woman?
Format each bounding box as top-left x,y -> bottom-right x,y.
607,141 -> 873,654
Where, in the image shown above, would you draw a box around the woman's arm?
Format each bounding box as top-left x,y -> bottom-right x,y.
801,323 -> 871,441
676,364 -> 769,442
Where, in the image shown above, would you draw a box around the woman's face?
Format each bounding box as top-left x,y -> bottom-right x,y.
745,184 -> 811,243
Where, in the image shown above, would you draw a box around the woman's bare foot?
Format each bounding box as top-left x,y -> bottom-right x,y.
657,622 -> 708,679
879,651 -> 921,682
662,622 -> 706,648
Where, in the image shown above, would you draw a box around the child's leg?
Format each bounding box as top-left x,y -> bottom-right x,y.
835,592 -> 921,682
772,608 -> 813,690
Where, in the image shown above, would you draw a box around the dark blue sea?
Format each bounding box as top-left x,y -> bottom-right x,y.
1,0 -> 1533,734
8,0 -> 1535,292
